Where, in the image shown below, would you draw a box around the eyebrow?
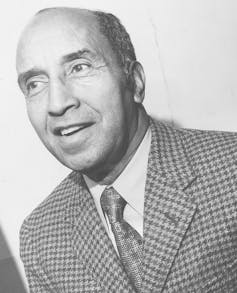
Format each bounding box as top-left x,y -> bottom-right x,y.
61,49 -> 97,65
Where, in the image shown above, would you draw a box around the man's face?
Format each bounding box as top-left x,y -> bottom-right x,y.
16,11 -> 139,176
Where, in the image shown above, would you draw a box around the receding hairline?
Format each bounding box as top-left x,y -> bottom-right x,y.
36,7 -> 95,17
30,7 -> 99,30
17,7 -> 137,78
17,7 -> 101,61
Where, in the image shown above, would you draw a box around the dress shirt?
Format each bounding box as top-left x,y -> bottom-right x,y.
83,127 -> 151,252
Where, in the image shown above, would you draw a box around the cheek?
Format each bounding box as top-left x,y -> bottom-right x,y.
26,99 -> 47,134
69,72 -> 126,110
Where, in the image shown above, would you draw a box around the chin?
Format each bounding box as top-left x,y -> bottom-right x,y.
59,151 -> 106,174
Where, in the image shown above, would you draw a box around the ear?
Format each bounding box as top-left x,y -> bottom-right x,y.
128,61 -> 145,104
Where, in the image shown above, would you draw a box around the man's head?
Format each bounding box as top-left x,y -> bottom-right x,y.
16,7 -> 147,182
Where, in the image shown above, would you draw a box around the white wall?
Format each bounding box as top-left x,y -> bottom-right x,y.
1,0 -> 237,290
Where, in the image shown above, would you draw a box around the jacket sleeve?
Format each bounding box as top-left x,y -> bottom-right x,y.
20,221 -> 57,293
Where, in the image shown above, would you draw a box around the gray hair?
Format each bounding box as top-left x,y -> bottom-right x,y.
93,10 -> 136,74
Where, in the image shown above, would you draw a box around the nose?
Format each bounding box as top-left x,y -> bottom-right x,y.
48,78 -> 80,116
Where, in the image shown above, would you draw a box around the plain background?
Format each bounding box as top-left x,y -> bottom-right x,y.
1,0 -> 237,290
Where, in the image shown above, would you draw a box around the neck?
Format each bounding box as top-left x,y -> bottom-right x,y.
86,106 -> 149,185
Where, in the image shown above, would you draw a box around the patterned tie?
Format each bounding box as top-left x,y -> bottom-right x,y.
100,187 -> 143,292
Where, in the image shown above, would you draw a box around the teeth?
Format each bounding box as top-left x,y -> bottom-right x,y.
60,126 -> 81,136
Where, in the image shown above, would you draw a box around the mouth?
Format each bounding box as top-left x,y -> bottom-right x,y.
54,123 -> 93,137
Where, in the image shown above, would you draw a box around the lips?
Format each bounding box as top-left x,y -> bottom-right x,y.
60,125 -> 84,136
53,123 -> 93,136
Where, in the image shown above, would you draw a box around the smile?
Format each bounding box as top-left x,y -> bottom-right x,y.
61,125 -> 84,136
54,123 -> 93,136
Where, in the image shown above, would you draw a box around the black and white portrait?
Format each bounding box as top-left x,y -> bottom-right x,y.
0,1 -> 237,292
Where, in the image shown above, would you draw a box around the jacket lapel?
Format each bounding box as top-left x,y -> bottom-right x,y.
141,120 -> 198,293
64,173 -> 135,293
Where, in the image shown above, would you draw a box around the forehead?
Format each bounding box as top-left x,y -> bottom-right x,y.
16,10 -> 113,74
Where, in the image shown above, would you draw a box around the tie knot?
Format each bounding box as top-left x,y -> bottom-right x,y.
100,187 -> 126,223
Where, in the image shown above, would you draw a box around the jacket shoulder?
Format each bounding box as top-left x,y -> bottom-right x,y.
20,171 -> 81,243
179,125 -> 237,171
152,118 -> 237,175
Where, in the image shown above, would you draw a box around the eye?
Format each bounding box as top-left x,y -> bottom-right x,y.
70,63 -> 91,75
25,79 -> 47,97
26,81 -> 39,91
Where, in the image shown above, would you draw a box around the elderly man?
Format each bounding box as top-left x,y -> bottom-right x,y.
16,7 -> 237,293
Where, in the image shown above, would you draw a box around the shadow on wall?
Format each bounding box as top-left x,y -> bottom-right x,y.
0,226 -> 27,293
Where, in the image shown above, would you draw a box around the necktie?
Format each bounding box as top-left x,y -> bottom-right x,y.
100,187 -> 143,292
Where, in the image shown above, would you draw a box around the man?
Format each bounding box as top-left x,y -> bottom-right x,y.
16,7 -> 237,293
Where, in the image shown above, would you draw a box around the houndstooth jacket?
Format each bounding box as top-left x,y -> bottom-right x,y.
20,118 -> 237,292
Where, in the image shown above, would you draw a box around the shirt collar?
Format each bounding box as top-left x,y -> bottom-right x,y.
84,127 -> 151,217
